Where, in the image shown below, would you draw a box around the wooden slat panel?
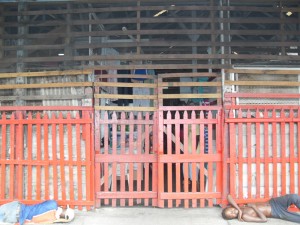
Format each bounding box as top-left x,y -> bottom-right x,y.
1,2 -> 300,73
0,108 -> 93,208
226,106 -> 300,204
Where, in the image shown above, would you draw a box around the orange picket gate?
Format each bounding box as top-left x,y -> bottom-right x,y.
0,106 -> 94,210
225,105 -> 300,204
95,111 -> 158,207
157,106 -> 223,208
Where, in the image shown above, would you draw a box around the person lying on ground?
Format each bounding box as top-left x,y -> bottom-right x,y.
222,194 -> 300,223
0,199 -> 75,225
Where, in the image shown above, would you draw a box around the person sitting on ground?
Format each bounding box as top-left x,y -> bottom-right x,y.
0,199 -> 75,225
222,194 -> 300,223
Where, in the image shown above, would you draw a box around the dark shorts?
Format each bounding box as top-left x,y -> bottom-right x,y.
270,194 -> 300,223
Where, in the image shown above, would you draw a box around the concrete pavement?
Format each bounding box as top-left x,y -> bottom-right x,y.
0,207 -> 296,225
65,207 -> 296,225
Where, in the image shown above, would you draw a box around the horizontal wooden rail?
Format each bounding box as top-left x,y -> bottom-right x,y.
225,81 -> 300,86
159,93 -> 221,99
94,82 -> 156,88
0,94 -> 92,101
4,41 -> 299,51
4,17 -> 299,27
95,154 -> 157,163
225,93 -> 300,98
94,94 -> 157,100
3,5 -> 299,16
159,72 -> 219,78
95,105 -> 156,111
159,154 -> 222,163
224,105 -> 300,110
95,74 -> 156,79
97,192 -> 157,199
0,106 -> 93,111
225,69 -> 300,75
0,82 -> 93,90
0,69 -> 93,78
160,192 -> 222,200
159,82 -> 221,87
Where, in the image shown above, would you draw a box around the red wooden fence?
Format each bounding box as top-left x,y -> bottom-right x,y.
0,106 -> 94,209
225,104 -> 300,204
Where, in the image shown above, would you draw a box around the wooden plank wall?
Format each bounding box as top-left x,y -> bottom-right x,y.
0,70 -> 93,107
0,0 -> 299,73
224,69 -> 300,105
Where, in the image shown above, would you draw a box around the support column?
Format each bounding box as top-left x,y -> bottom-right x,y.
64,3 -> 73,69
0,5 -> 3,63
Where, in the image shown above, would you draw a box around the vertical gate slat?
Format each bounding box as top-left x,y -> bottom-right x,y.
152,112 -> 158,207
51,112 -> 58,201
199,111 -> 205,207
17,112 -> 23,199
272,109 -> 278,197
136,112 -> 143,205
84,111 -> 93,210
36,113 -> 42,200
128,161 -> 134,205
9,113 -> 15,199
157,76 -> 164,208
255,109 -> 261,198
59,112 -> 67,201
103,112 -> 109,205
76,112 -> 83,210
237,109 -> 243,198
183,111 -> 189,208
67,113 -> 75,206
289,110 -> 295,194
167,111 -> 172,208
207,111 -> 213,207
229,109 -> 236,197
263,109 -> 270,198
246,110 -> 252,199
144,113 -> 150,206
28,113 -> 33,200
174,111 -> 181,207
120,112 -> 126,207
191,111 -> 197,208
280,110 -> 286,195
111,112 -> 117,207
1,113 -> 7,199
94,111 -> 101,208
217,110 -> 223,205
128,113 -> 134,206
44,114 -> 50,199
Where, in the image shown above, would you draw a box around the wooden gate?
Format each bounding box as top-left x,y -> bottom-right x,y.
94,69 -> 158,207
157,106 -> 223,208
